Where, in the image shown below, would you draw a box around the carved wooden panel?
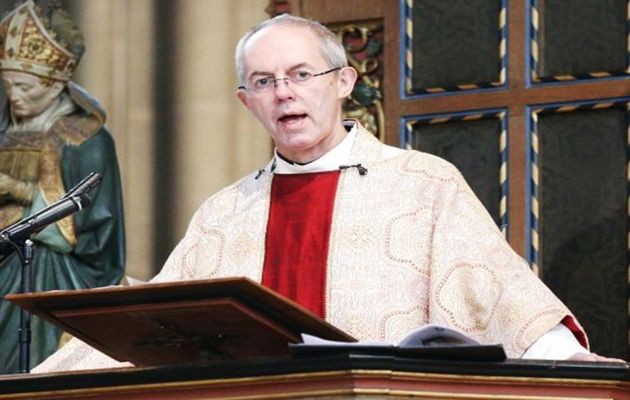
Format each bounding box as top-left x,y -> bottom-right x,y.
531,0 -> 628,82
529,102 -> 628,358
332,20 -> 385,140
405,0 -> 506,94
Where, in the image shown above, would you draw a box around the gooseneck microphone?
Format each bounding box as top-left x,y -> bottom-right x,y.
61,171 -> 102,200
0,172 -> 102,255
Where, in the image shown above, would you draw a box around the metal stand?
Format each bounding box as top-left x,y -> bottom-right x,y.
0,172 -> 100,374
17,239 -> 34,373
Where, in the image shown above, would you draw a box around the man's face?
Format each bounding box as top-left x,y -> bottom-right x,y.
1,70 -> 63,119
237,25 -> 356,163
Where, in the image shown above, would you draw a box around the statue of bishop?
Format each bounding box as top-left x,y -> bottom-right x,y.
0,0 -> 125,374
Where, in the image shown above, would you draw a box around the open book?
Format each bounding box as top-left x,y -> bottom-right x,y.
291,324 -> 506,361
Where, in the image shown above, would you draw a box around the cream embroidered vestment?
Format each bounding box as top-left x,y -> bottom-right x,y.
34,124 -> 584,372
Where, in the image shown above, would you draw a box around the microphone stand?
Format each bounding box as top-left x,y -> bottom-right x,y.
17,239 -> 33,373
0,172 -> 101,373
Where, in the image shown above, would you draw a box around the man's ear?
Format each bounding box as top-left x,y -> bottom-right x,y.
236,89 -> 249,108
337,66 -> 358,98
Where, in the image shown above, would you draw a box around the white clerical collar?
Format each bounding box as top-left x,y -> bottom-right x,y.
273,122 -> 358,174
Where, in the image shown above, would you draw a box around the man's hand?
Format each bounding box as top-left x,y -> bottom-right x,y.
569,352 -> 627,363
0,173 -> 35,205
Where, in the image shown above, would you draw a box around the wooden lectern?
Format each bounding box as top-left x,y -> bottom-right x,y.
1,277 -> 629,399
5,277 -> 353,366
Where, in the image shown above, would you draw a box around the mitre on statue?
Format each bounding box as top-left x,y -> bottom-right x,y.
0,0 -> 84,82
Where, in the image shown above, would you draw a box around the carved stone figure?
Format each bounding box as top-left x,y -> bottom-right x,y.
0,0 -> 125,373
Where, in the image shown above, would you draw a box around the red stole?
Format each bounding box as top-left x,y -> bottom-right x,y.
262,171 -> 341,318
562,315 -> 589,348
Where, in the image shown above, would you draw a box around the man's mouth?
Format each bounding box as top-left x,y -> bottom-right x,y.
278,113 -> 307,124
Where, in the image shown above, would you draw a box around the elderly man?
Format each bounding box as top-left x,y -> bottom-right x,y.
0,0 -> 125,374
34,13 -> 616,372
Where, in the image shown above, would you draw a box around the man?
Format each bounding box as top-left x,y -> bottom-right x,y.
0,0 -> 125,373
33,13 -> 615,372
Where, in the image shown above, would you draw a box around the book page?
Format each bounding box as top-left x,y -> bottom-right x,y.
398,324 -> 480,348
300,333 -> 389,347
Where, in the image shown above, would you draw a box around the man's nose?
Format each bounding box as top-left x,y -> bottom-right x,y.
273,78 -> 295,99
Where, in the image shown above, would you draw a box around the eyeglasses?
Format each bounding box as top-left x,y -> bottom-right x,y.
238,67 -> 341,92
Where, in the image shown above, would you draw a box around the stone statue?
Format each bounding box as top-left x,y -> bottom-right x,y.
0,0 -> 125,373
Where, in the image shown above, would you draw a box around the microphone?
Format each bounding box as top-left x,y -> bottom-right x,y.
61,171 -> 101,199
0,173 -> 102,256
339,163 -> 368,176
1,193 -> 91,243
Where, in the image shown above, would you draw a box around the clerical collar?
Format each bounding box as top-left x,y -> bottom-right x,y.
273,122 -> 358,174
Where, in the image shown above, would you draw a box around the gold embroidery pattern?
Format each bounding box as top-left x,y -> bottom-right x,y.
39,114 -> 99,245
0,21 -> 7,61
0,1 -> 80,81
18,18 -> 73,74
0,148 -> 41,182
39,129 -> 73,244
0,132 -> 42,228
0,203 -> 24,229
0,113 -> 100,244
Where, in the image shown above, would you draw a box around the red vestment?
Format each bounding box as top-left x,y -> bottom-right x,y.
262,171 -> 341,318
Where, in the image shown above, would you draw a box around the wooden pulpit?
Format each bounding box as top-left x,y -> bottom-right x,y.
1,278 -> 628,399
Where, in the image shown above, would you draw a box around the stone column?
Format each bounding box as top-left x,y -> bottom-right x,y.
69,0 -> 270,279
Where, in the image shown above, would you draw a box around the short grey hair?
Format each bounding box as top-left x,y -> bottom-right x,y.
235,14 -> 348,86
